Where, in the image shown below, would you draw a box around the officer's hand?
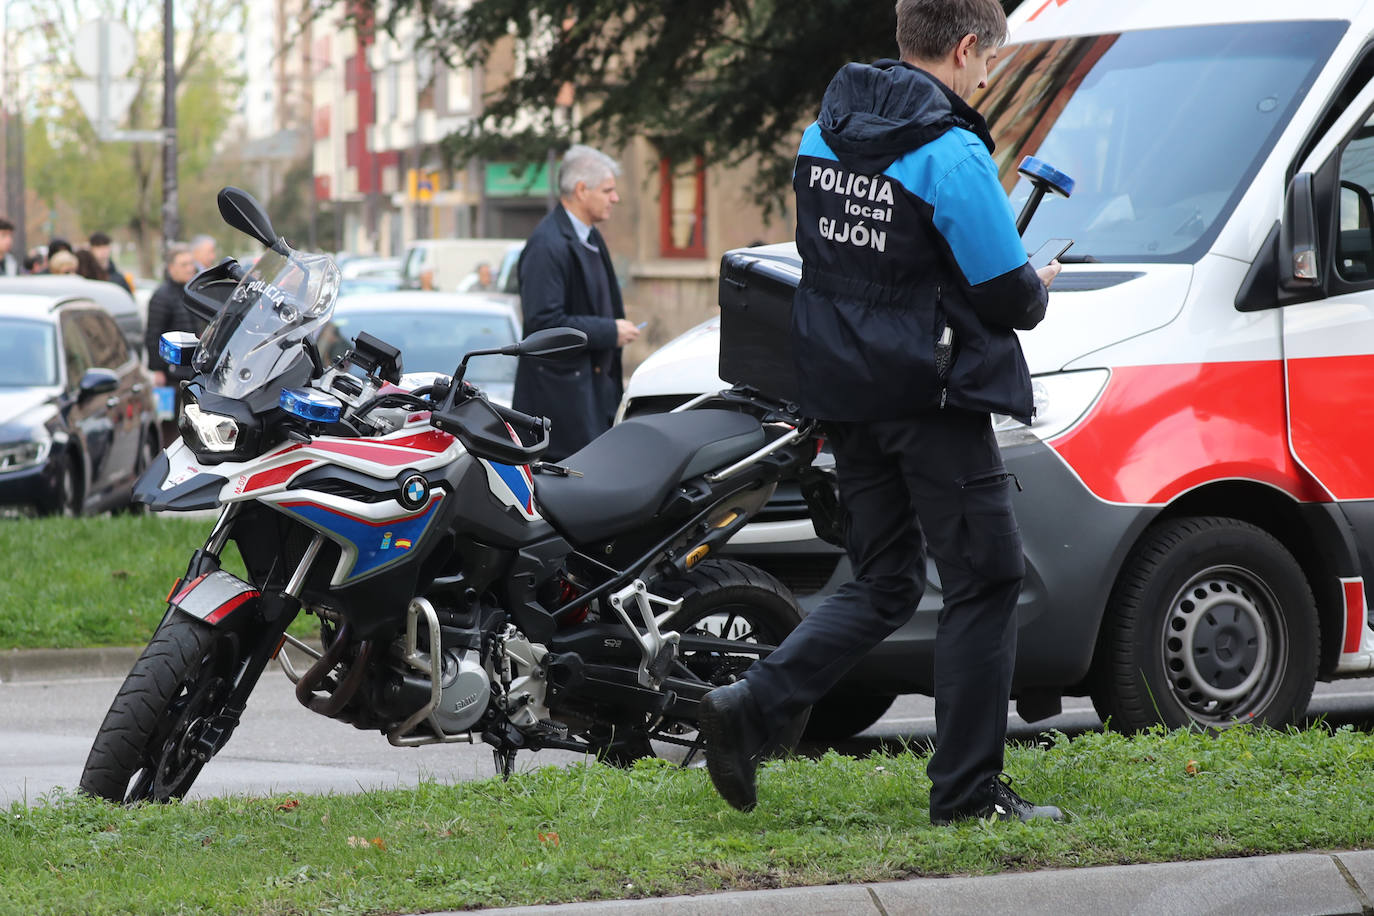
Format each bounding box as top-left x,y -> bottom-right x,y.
1037,261 -> 1062,288
615,319 -> 642,347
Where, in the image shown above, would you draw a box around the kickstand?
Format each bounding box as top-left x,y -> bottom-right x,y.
678,734 -> 706,769
494,748 -> 517,781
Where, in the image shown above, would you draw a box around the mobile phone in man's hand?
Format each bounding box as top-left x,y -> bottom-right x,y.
1028,238 -> 1074,270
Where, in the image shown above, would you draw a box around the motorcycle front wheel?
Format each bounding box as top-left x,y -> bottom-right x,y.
80,614 -> 241,803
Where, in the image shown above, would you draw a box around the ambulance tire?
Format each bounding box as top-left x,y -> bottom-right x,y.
1091,516 -> 1318,734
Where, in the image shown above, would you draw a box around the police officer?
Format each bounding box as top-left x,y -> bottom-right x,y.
699,0 -> 1064,825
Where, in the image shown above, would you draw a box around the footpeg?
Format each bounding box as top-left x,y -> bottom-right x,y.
607,579 -> 682,689
648,642 -> 676,684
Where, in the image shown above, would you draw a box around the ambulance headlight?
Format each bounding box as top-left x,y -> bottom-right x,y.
993,369 -> 1110,447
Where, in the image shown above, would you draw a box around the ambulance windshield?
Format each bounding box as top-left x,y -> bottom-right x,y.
976,20 -> 1345,263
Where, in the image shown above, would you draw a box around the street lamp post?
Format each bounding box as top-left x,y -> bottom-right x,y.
1,0 -> 28,259
161,0 -> 179,249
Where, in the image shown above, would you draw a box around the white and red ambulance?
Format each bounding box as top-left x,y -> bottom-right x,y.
621,0 -> 1374,736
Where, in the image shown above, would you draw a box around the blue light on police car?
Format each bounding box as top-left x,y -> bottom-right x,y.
158,331 -> 199,367
280,387 -> 344,423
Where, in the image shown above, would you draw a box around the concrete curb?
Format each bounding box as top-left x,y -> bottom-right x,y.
455,850 -> 1374,916
0,646 -> 143,683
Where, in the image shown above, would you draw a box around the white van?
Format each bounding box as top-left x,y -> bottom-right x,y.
621,0 -> 1374,737
399,238 -> 523,294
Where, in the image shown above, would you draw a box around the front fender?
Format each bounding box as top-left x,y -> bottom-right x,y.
169,569 -> 260,627
133,450 -> 227,511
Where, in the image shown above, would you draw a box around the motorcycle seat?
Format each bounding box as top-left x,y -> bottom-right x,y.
534,409 -> 766,545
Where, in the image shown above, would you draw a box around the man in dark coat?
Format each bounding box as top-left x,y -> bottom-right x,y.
512,144 -> 640,460
144,244 -> 205,383
144,244 -> 206,444
698,0 -> 1064,826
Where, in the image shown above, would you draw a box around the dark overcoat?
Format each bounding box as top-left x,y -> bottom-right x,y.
144,275 -> 207,375
512,205 -> 625,460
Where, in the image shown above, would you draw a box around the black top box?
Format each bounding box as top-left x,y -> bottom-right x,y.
717,244 -> 803,405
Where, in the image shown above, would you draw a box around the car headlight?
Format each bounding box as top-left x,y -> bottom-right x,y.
0,437 -> 50,473
993,369 -> 1110,447
179,403 -> 242,453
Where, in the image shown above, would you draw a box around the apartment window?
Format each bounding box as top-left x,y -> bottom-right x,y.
660,156 -> 705,258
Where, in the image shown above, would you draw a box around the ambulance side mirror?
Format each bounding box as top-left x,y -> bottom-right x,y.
1279,172 -> 1321,292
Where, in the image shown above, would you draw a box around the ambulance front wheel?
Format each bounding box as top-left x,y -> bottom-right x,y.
1090,516 -> 1319,733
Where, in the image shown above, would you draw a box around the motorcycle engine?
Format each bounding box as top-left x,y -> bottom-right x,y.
433,648 -> 491,734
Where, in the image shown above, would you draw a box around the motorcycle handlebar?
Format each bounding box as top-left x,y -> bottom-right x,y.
489,402 -> 546,437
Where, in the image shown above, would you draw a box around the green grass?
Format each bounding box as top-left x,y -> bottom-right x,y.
2,726 -> 1373,915
0,515 -> 279,650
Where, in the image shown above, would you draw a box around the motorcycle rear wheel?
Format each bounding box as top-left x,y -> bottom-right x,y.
80,613 -> 240,804
596,558 -> 809,765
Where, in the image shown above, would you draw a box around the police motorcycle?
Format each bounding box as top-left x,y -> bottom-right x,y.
80,188 -> 827,803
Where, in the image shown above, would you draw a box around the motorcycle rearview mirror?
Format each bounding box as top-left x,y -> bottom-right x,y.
517,327 -> 588,359
450,327 -> 588,389
217,186 -> 288,254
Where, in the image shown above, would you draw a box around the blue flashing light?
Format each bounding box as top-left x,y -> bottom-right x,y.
158,331 -> 199,367
1017,156 -> 1075,198
280,387 -> 344,424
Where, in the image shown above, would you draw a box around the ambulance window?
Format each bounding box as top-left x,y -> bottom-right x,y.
1336,117 -> 1374,282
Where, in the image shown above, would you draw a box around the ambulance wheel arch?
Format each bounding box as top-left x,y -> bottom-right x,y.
1089,515 -> 1319,733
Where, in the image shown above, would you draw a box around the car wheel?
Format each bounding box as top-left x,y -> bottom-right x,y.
1090,517 -> 1318,733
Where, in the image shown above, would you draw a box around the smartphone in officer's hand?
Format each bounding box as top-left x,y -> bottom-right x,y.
1028,238 -> 1074,270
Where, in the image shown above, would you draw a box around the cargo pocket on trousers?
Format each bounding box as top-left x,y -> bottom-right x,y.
957,468 -> 1025,582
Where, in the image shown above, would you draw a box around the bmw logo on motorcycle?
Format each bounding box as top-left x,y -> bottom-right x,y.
399,473 -> 430,510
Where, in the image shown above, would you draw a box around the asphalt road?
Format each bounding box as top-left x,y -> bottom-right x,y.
3,661 -> 1371,806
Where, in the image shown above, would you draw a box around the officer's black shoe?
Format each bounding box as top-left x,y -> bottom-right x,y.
698,679 -> 769,812
931,773 -> 1065,826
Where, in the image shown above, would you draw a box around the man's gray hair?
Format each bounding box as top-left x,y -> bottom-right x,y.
164,242 -> 191,267
895,0 -> 1008,61
558,145 -> 620,198
190,234 -> 216,250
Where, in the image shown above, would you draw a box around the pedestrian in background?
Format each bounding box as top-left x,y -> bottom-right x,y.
459,261 -> 496,292
88,232 -> 132,292
145,244 -> 204,443
190,234 -> 218,272
0,218 -> 17,276
512,144 -> 639,460
698,0 -> 1064,827
42,236 -> 72,271
75,248 -> 108,282
22,250 -> 45,274
48,250 -> 78,275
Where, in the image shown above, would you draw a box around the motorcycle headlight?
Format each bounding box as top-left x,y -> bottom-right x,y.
993,369 -> 1110,448
179,403 -> 242,453
0,437 -> 50,473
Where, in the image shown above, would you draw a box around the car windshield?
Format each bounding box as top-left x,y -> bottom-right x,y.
193,247 -> 341,399
974,20 -> 1345,263
0,319 -> 58,387
323,309 -> 517,384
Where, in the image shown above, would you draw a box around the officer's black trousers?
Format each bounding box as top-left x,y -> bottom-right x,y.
743,409 -> 1024,817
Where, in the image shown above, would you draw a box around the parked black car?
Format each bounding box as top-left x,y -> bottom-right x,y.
0,289 -> 158,516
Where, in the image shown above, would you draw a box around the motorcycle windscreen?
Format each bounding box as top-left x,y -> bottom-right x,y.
193,248 -> 340,399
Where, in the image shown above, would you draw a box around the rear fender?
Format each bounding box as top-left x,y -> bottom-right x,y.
169,569 -> 261,627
